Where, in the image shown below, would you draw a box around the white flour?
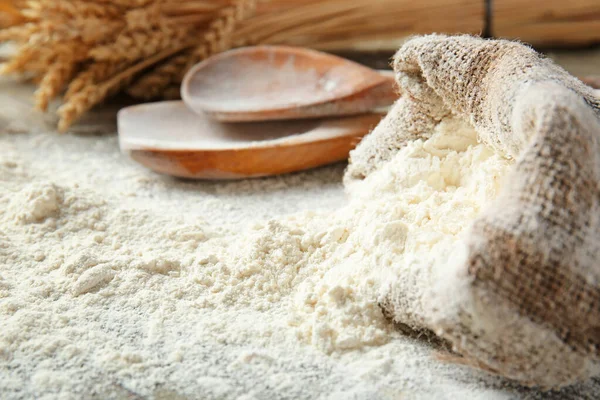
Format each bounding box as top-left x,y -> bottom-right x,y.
1,108 -> 599,399
290,117 -> 511,352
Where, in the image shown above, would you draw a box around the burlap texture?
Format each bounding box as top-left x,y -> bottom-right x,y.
346,35 -> 600,389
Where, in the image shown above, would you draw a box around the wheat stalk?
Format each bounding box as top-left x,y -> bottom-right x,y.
63,61 -> 123,101
0,22 -> 41,41
22,0 -> 123,20
0,0 -> 488,131
58,42 -> 190,132
127,0 -> 256,100
90,26 -> 192,62
34,58 -> 76,111
0,0 -> 224,129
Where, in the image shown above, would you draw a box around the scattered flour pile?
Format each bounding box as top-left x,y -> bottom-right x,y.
7,113 -> 595,399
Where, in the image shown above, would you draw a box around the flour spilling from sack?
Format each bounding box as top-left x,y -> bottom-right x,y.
289,116 -> 511,351
0,115 -> 517,399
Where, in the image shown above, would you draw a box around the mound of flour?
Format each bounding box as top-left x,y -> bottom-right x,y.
289,117 -> 511,352
4,110 -> 598,399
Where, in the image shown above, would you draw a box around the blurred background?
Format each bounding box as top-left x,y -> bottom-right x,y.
1,0 -> 600,131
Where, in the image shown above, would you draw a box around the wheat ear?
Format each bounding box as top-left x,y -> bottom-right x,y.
127,0 -> 256,100
34,59 -> 76,111
0,22 -> 44,42
22,0 -> 123,20
58,43 -> 189,132
90,25 -> 192,63
64,61 -> 123,101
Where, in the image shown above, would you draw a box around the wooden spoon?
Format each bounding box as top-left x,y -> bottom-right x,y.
181,45 -> 396,122
118,101 -> 382,180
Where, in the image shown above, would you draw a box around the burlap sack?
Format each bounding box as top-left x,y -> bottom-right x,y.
346,35 -> 600,389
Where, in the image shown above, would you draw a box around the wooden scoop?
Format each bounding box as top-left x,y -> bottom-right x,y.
181,45 -> 396,122
118,101 -> 382,179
